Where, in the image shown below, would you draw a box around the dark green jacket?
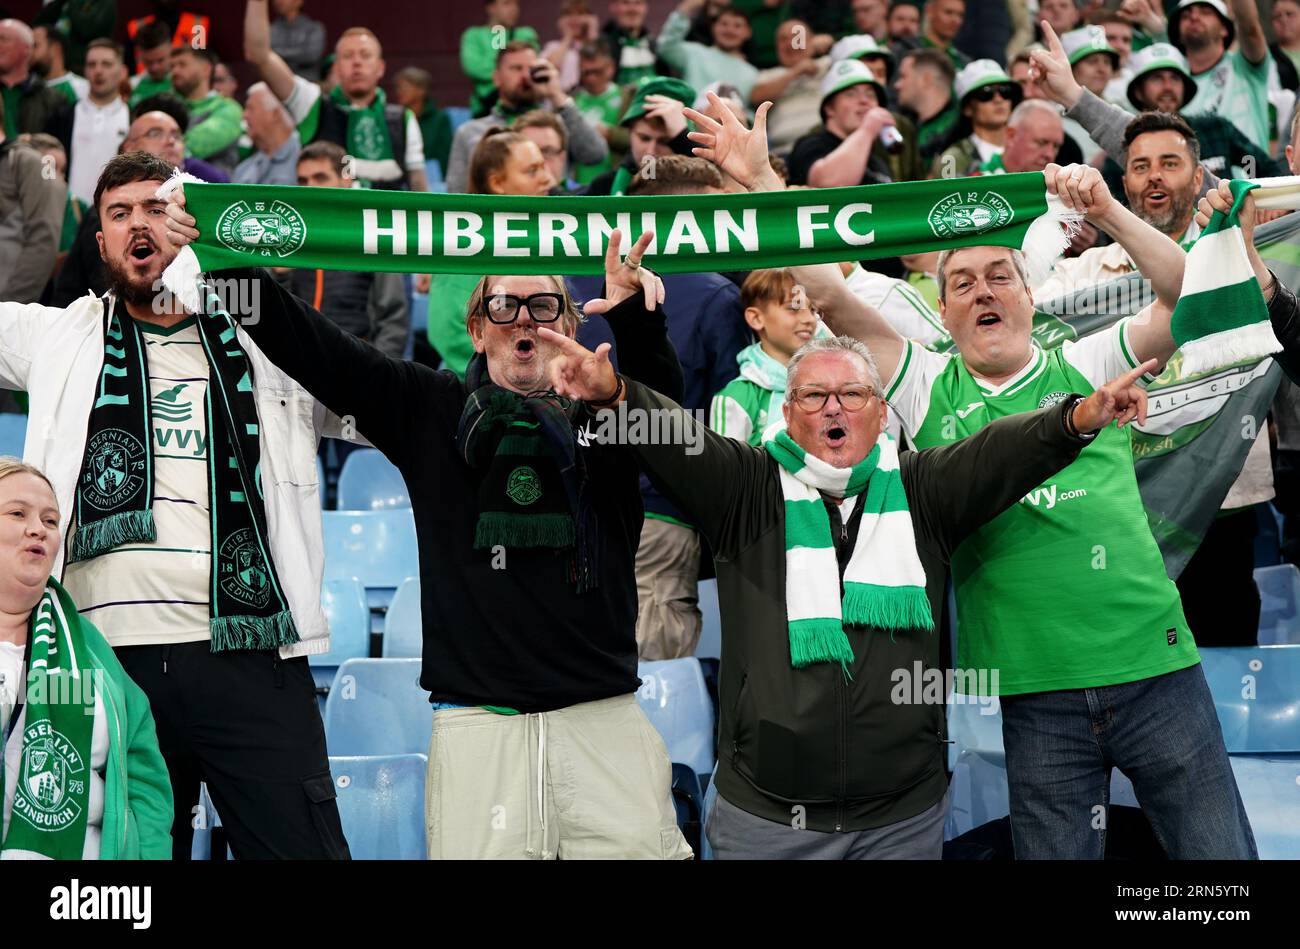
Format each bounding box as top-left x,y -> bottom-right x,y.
624,380 -> 1091,832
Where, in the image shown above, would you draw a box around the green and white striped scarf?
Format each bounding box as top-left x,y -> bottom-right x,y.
1172,176 -> 1300,374
763,428 -> 933,672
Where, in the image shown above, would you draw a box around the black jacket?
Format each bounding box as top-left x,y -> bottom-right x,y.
1268,275 -> 1300,386
232,268 -> 682,712
624,381 -> 1091,832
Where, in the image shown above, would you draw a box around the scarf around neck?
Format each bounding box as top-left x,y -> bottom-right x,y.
329,84 -> 395,162
68,293 -> 297,652
764,427 -> 933,672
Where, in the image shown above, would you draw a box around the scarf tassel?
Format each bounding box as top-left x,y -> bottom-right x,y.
209,609 -> 299,652
789,619 -> 856,675
842,583 -> 935,633
66,509 -> 156,564
474,512 -> 576,550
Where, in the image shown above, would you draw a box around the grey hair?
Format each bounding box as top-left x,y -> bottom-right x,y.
785,336 -> 883,398
936,246 -> 1031,304
1007,97 -> 1063,130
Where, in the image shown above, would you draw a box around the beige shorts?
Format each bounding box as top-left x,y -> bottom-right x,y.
425,693 -> 694,860
635,518 -> 702,660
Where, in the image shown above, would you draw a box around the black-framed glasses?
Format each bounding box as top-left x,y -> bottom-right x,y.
483,292 -> 565,324
789,385 -> 876,412
971,84 -> 1016,103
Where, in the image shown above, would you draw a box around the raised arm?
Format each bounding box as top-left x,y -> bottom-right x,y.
244,0 -> 297,103
1231,0 -> 1269,65
908,360 -> 1155,556
1045,162 -> 1184,367
657,0 -> 702,70
1030,21 -> 1130,158
682,92 -> 907,378
806,108 -> 895,188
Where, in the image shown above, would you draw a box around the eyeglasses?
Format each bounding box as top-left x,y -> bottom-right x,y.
483,292 -> 565,324
971,84 -> 1016,103
134,127 -> 185,143
789,385 -> 876,412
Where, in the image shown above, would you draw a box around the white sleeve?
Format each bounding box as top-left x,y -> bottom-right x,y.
881,338 -> 950,440
282,75 -> 321,126
874,280 -> 949,347
0,302 -> 58,390
710,394 -> 753,444
1061,318 -> 1153,392
404,111 -> 425,171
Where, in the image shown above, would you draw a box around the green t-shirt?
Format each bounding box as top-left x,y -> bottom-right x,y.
47,73 -> 86,106
572,84 -> 623,185
60,194 -> 87,254
1,86 -> 21,139
426,272 -> 481,378
129,74 -> 174,109
917,100 -> 959,160
885,322 -> 1199,695
1185,49 -> 1272,156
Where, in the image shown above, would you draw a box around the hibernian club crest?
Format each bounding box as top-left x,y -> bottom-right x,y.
215,199 -> 307,259
506,466 -> 543,506
218,528 -> 272,609
928,190 -> 1014,239
13,723 -> 86,832
81,428 -> 146,511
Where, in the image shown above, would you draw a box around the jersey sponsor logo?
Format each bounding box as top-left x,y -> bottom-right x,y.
1020,483 -> 1088,509
217,528 -> 272,609
150,382 -> 191,422
1166,627 -> 1177,646
216,199 -> 307,259
955,401 -> 985,419
81,429 -> 147,511
927,190 -> 1014,239
13,721 -> 86,832
506,466 -> 543,506
151,383 -> 207,456
1038,390 -> 1070,409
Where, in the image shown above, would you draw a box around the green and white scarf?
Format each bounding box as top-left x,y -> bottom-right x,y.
1,580 -> 96,860
68,293 -> 297,652
764,428 -> 933,672
330,84 -> 395,162
1171,176 -> 1300,374
161,172 -> 1085,303
736,343 -> 790,429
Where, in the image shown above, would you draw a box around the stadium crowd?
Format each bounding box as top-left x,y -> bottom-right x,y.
0,0 -> 1299,862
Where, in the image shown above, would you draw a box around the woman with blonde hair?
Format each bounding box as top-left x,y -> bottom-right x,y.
0,458 -> 172,859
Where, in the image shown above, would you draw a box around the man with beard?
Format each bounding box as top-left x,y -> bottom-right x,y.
0,151 -> 353,859
443,41 -> 607,194
31,25 -> 88,106
164,178 -> 694,857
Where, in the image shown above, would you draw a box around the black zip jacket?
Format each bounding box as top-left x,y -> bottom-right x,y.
231,268 -> 682,712
622,380 -> 1092,832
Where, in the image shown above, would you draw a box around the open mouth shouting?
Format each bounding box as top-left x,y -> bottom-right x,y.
1143,188 -> 1169,212
975,310 -> 1003,330
822,420 -> 848,450
513,335 -> 537,363
126,235 -> 158,270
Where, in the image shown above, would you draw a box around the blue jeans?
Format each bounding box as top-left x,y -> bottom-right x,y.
1000,662 -> 1257,859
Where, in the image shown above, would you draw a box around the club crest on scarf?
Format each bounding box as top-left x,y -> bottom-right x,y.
928,190 -> 1014,238
81,429 -> 147,511
218,528 -> 273,610
215,199 -> 307,259
13,722 -> 87,832
506,466 -> 543,506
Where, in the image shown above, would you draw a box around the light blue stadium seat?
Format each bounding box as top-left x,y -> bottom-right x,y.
427,181 -> 448,194
0,413 -> 26,457
425,158 -> 443,184
1199,646 -> 1300,753
337,448 -> 410,510
382,577 -> 422,658
636,658 -> 715,778
1228,755 -> 1300,859
330,754 -> 428,859
1253,565 -> 1300,644
445,106 -> 471,133
324,658 -> 431,756
321,509 -> 419,610
696,579 -> 720,660
312,578 -> 370,689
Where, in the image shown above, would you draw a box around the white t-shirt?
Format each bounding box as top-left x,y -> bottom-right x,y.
68,97 -> 130,206
1,640 -> 108,859
63,319 -> 213,647
844,264 -> 950,347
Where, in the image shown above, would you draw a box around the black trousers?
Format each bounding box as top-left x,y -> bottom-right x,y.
116,641 -> 351,860
1175,508 -> 1261,648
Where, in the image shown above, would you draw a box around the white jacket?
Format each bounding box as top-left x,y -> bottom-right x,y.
0,292 -> 336,658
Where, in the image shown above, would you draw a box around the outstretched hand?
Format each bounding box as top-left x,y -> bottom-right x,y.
582,229 -> 666,316
1072,359 -> 1159,432
1028,21 -> 1084,110
682,91 -> 775,191
538,327 -> 620,402
164,185 -> 198,247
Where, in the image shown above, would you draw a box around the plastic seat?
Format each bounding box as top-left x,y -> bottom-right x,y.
1198,646 -> 1300,753
337,449 -> 410,510
312,578 -> 370,689
696,579 -> 721,660
382,577 -> 422,658
424,158 -> 443,184
1253,565 -> 1300,644
445,106 -> 471,133
1228,755 -> 1300,859
321,509 -> 419,610
0,413 -> 25,457
330,754 -> 428,860
636,658 -> 715,778
324,658 -> 431,756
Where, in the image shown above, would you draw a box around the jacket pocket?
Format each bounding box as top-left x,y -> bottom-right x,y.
303,772 -> 352,860
257,387 -> 319,487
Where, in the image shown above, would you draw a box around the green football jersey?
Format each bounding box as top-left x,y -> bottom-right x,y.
1185,50 -> 1272,160
710,376 -> 778,447
885,320 -> 1200,695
